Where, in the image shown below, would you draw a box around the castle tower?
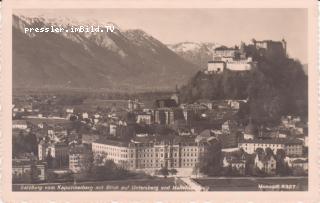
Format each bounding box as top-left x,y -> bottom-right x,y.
281,38 -> 287,54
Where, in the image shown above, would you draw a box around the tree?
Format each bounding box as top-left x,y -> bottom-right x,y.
255,148 -> 264,155
265,147 -> 274,157
46,150 -> 54,169
158,167 -> 169,178
169,168 -> 178,176
192,163 -> 200,177
198,139 -> 222,176
87,160 -> 131,181
275,149 -> 290,176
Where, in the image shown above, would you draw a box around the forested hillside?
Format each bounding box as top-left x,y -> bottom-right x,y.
179,44 -> 308,124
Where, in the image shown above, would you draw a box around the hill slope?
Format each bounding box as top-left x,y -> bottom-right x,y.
13,15 -> 199,91
179,44 -> 308,123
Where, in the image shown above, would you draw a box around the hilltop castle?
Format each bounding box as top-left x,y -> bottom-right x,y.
205,39 -> 287,74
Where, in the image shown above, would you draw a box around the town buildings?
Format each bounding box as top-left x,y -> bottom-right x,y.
238,138 -> 303,156
253,39 -> 287,55
38,140 -> 69,168
136,113 -> 152,125
206,39 -> 287,74
69,144 -> 92,173
12,159 -> 46,183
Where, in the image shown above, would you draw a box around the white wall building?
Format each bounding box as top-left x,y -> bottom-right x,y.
207,61 -> 225,73
238,139 -> 303,156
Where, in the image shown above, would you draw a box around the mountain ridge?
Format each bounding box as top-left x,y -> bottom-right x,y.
13,15 -> 199,91
167,42 -> 221,68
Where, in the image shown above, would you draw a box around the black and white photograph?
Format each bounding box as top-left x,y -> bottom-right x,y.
10,7 -> 310,192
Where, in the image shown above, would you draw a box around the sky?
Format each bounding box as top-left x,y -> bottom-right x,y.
16,8 -> 308,63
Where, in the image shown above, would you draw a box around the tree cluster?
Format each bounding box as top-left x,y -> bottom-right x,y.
179,45 -> 307,124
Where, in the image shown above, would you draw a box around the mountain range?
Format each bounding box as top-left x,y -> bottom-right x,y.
13,15 -> 205,92
167,42 -> 221,69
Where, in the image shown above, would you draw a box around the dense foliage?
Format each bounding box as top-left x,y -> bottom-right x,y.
180,45 -> 307,124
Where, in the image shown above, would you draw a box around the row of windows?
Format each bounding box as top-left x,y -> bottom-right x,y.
94,145 -> 128,152
243,143 -> 283,147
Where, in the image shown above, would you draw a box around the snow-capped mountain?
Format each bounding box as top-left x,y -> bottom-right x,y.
12,15 -> 199,91
168,42 -> 221,68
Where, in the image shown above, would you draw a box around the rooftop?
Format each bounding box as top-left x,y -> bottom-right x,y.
12,120 -> 27,125
215,46 -> 238,51
239,138 -> 303,145
93,138 -> 130,147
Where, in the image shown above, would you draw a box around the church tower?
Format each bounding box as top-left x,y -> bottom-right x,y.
170,85 -> 180,105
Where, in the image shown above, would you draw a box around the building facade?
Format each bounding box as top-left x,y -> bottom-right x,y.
38,141 -> 69,167
238,139 -> 303,156
92,137 -> 207,171
69,145 -> 92,173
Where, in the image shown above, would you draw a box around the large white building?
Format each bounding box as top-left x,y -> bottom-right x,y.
91,136 -> 208,171
92,139 -> 130,167
207,61 -> 225,73
238,139 -> 303,156
207,45 -> 255,73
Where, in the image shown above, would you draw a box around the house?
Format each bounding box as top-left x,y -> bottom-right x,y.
38,141 -> 69,168
12,120 -> 28,130
213,46 -> 238,58
82,112 -> 89,119
243,122 -> 258,140
12,159 -> 46,183
227,100 -> 242,110
207,61 -> 225,73
221,120 -> 237,134
197,100 -> 214,110
69,144 -> 92,173
254,153 -> 276,175
223,154 -> 246,175
109,124 -> 117,136
155,99 -> 178,108
128,99 -> 141,111
253,39 -> 286,55
238,138 -> 303,156
66,108 -> 74,114
291,159 -> 308,173
136,113 -> 152,125
154,108 -> 183,126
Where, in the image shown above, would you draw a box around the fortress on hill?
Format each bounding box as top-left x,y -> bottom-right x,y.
205,39 -> 287,74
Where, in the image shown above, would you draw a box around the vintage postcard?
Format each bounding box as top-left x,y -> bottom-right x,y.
1,0 -> 318,202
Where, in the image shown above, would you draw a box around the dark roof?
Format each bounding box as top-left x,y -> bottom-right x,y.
292,159 -> 308,164
12,120 -> 27,125
215,46 -> 237,51
239,138 -> 303,145
208,61 -> 225,64
199,129 -> 213,138
255,40 -> 283,44
93,138 -> 129,147
155,99 -> 178,108
69,144 -> 91,154
13,159 -> 46,166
